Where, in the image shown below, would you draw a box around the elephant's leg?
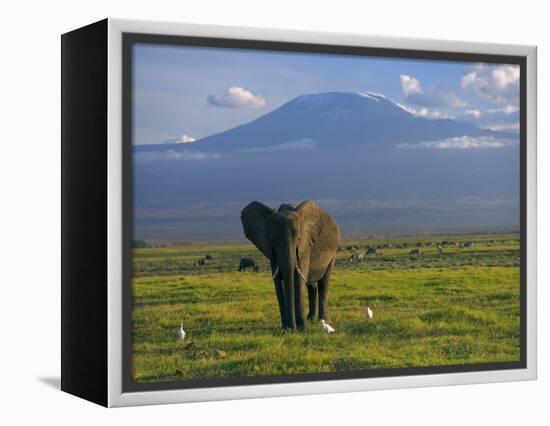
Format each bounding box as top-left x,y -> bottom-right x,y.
307,283 -> 318,320
318,258 -> 335,321
272,266 -> 287,328
294,270 -> 307,330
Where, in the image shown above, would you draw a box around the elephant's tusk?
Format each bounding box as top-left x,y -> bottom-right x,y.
295,264 -> 307,282
271,266 -> 280,280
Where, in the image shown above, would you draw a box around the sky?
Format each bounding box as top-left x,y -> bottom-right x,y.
132,43 -> 520,145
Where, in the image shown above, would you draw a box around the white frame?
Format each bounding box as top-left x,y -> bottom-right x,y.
106,18 -> 537,407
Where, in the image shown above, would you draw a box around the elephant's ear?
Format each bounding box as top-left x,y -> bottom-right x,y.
295,200 -> 323,258
241,201 -> 275,260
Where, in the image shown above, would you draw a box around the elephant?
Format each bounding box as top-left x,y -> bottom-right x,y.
238,257 -> 259,272
241,200 -> 340,331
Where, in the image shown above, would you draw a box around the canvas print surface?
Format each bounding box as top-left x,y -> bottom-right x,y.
130,42 -> 521,384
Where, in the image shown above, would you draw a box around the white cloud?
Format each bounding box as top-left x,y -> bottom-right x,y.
178,134 -> 196,143
461,64 -> 519,103
135,149 -> 221,162
482,123 -> 520,132
163,134 -> 197,144
399,75 -> 465,108
459,104 -> 519,133
492,65 -> 520,89
465,109 -> 482,119
207,87 -> 266,108
400,75 -> 423,96
487,105 -> 518,115
239,138 -> 318,153
461,72 -> 482,88
396,102 -> 449,119
397,135 -> 515,150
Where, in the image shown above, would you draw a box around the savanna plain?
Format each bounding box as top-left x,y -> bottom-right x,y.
131,234 -> 520,383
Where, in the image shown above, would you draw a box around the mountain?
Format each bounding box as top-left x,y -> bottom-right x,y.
135,92 -> 513,154
133,92 -> 520,240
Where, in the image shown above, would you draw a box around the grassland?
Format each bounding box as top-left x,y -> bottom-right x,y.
131,234 -> 520,383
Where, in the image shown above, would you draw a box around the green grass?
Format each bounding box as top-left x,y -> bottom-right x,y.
131,234 -> 520,383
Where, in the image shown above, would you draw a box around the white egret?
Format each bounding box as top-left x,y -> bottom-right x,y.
320,319 -> 335,334
366,307 -> 374,320
177,322 -> 186,340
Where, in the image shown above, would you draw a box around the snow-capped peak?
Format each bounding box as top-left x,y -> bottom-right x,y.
354,91 -> 389,101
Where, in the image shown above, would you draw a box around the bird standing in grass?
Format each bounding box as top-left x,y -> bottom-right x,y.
177,322 -> 186,340
366,307 -> 374,320
320,319 -> 335,334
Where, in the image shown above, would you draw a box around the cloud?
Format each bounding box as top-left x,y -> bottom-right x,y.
135,149 -> 221,162
458,103 -> 519,133
464,109 -> 482,119
178,134 -> 196,143
164,134 -> 197,144
487,105 -> 518,115
397,135 -> 515,150
482,123 -> 520,132
396,102 -> 449,119
461,64 -> 519,103
400,75 -> 423,96
239,138 -> 318,153
207,87 -> 266,108
399,74 -> 465,108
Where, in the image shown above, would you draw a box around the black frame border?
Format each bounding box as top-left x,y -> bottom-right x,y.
122,32 -> 528,394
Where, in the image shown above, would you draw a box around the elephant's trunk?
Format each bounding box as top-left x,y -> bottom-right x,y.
282,262 -> 296,330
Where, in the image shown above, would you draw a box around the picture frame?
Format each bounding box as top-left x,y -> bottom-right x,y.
61,18 -> 537,407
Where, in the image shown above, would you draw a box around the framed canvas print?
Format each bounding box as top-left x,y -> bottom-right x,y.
61,19 -> 537,407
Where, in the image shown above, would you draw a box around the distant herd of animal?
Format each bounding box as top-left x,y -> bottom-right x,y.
191,240 -> 479,270
339,240 -> 477,262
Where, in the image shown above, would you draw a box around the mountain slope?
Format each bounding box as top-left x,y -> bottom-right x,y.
135,91 -> 512,153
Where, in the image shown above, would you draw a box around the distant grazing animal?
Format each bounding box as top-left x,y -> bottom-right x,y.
366,247 -> 379,256
437,243 -> 443,255
320,319 -> 335,334
194,258 -> 206,267
460,242 -> 475,249
409,248 -> 421,257
425,241 -> 433,246
366,307 -> 373,320
416,242 -> 423,247
204,254 -> 213,260
348,253 -> 364,263
238,257 -> 259,272
177,322 -> 186,340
